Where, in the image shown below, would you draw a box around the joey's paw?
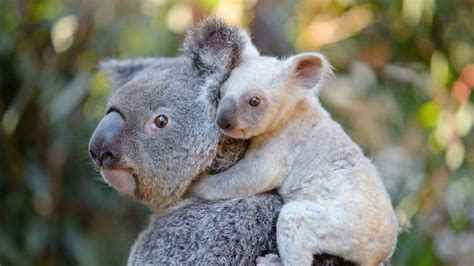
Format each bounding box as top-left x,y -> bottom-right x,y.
256,253 -> 283,266
189,184 -> 206,199
190,180 -> 217,200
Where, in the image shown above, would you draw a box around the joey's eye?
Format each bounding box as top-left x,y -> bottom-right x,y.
154,115 -> 168,128
249,96 -> 260,107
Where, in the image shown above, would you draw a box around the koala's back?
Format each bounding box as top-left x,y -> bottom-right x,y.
270,105 -> 379,200
266,103 -> 397,264
128,194 -> 282,265
128,193 -> 355,266
259,101 -> 395,231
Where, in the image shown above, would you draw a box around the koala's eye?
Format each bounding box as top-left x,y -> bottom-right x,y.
249,96 -> 260,107
154,115 -> 168,128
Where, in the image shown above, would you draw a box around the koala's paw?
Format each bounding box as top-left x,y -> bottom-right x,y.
256,253 -> 283,266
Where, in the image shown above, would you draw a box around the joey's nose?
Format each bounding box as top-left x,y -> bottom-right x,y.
216,99 -> 237,130
89,111 -> 125,168
217,116 -> 233,129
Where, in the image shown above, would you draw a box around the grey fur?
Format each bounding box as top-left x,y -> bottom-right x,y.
181,17 -> 252,110
93,17 -> 349,265
128,194 -> 282,265
99,58 -> 159,88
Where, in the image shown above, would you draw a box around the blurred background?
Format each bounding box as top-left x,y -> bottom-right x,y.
0,0 -> 473,265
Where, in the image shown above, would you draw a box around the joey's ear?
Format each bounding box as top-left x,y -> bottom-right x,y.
99,58 -> 156,88
181,17 -> 259,77
285,53 -> 333,92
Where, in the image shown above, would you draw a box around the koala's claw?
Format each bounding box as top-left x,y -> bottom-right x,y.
256,253 -> 283,266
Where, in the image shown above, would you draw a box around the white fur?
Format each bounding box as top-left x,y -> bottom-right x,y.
192,52 -> 398,266
240,32 -> 260,59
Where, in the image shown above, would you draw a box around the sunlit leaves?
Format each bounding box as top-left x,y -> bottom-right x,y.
417,101 -> 441,129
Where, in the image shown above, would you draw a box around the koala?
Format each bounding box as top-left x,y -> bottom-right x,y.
191,47 -> 399,265
89,18 -> 350,265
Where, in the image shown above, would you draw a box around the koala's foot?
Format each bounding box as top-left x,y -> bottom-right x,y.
256,253 -> 283,266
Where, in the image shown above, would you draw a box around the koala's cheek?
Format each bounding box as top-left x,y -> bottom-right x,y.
101,169 -> 136,197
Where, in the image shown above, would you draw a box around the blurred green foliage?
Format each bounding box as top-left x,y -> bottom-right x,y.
0,0 -> 473,265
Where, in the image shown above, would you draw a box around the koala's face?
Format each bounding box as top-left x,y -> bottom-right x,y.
89,18 -> 259,210
216,53 -> 331,139
216,56 -> 285,139
89,58 -> 221,209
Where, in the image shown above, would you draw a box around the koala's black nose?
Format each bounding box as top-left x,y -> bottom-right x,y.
89,111 -> 125,168
216,99 -> 237,130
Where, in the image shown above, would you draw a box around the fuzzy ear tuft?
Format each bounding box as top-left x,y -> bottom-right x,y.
286,53 -> 333,92
181,17 -> 259,77
99,58 -> 156,88
181,17 -> 259,108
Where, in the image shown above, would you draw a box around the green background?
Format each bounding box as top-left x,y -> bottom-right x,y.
1,0 -> 473,265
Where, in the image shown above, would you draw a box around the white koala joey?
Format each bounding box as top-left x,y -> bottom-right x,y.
192,44 -> 398,266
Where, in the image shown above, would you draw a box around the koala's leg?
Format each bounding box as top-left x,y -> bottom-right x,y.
276,201 -> 383,266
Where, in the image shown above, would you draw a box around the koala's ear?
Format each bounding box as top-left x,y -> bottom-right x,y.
285,53 -> 333,92
181,17 -> 259,77
99,58 -> 155,88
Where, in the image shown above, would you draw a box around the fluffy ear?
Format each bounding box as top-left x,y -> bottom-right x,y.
99,58 -> 156,88
181,17 -> 259,109
181,17 -> 259,78
285,53 -> 333,92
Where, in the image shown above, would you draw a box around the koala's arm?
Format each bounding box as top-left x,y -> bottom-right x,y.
192,144 -> 286,200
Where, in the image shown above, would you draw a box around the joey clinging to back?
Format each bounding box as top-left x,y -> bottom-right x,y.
193,49 -> 398,264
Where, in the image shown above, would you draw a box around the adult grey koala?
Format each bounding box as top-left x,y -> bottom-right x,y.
89,18 -> 351,265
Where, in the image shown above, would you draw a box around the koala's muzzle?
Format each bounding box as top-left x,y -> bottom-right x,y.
216,99 -> 237,130
89,111 -> 125,168
89,111 -> 136,197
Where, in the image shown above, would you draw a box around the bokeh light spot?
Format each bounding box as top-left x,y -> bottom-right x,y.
431,51 -> 450,87
2,107 -> 19,135
455,103 -> 473,137
445,141 -> 465,171
213,0 -> 244,26
417,101 -> 441,129
165,4 -> 193,34
51,15 -> 78,53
